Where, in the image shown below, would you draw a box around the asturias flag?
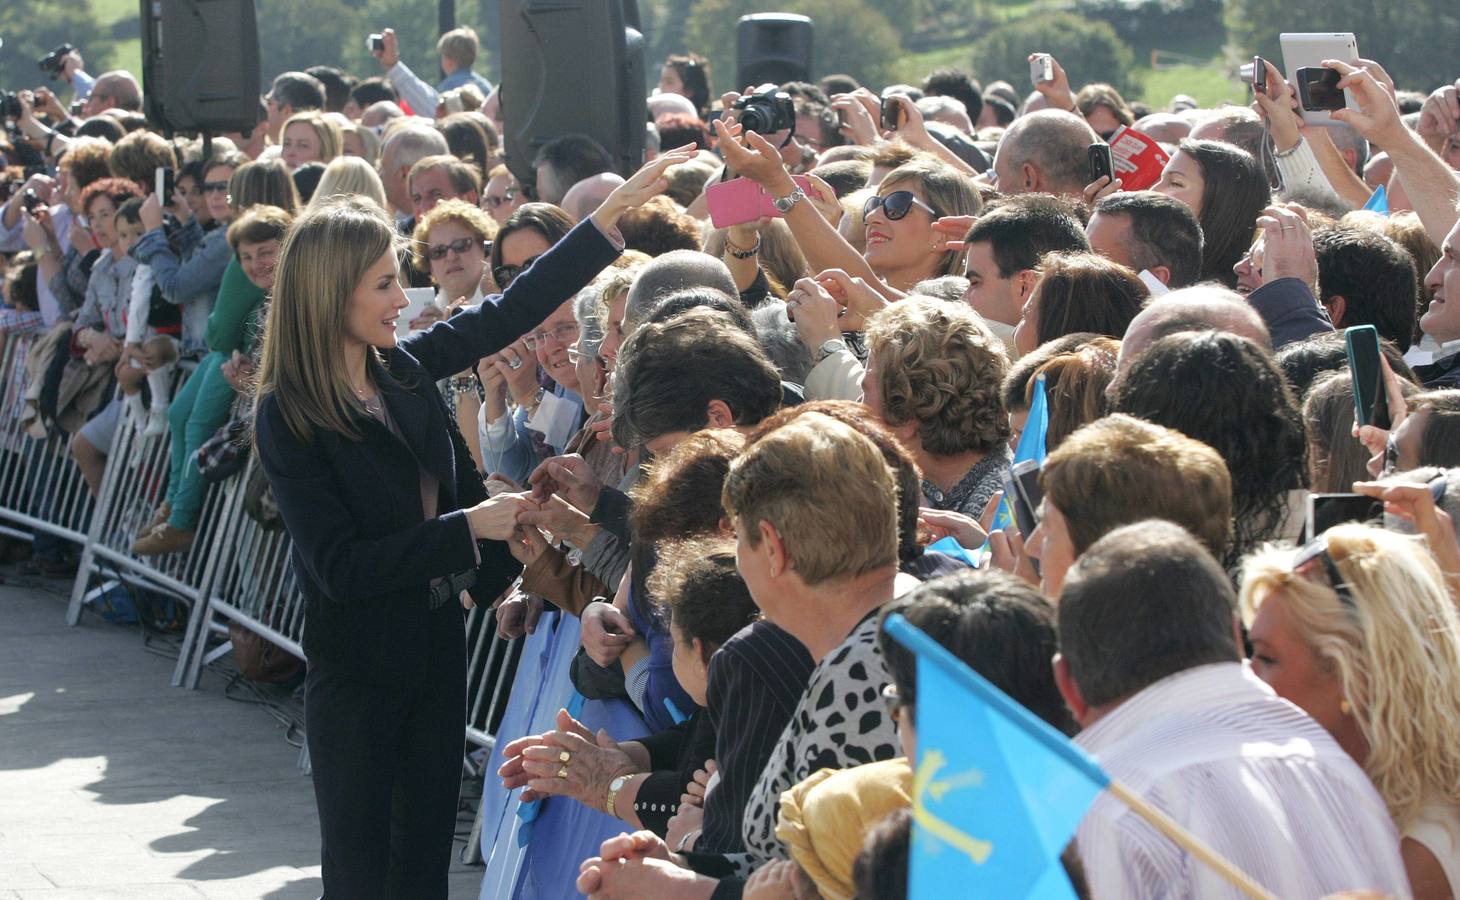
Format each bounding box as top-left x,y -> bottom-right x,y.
883,613 -> 1108,899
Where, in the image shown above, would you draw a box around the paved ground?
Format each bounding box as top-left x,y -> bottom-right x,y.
0,575 -> 485,899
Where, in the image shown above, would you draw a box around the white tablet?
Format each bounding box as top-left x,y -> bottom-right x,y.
1279,32 -> 1360,125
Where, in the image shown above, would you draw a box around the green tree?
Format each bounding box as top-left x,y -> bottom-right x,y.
969,11 -> 1137,96
685,0 -> 903,94
0,0 -> 115,101
255,0 -> 363,88
1223,0 -> 1460,93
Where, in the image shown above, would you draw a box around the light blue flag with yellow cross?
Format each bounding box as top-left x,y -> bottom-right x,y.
883,613 -> 1109,898
982,373 -> 1049,548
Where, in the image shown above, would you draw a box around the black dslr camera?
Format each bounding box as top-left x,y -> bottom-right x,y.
38,44 -> 75,80
732,85 -> 796,136
0,92 -> 22,121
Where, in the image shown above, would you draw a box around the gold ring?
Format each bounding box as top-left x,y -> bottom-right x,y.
559,750 -> 571,763
556,765 -> 569,779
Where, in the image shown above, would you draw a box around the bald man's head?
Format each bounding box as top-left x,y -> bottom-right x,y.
992,109 -> 1098,198
1108,285 -> 1271,401
561,172 -> 625,222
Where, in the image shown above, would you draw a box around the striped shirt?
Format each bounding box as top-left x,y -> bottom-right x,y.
697,620 -> 815,855
1075,662 -> 1409,900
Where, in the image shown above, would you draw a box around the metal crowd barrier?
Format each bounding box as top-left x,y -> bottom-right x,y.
462,601 -> 525,864
63,359 -> 234,632
0,332 -> 95,547
1,329 -> 534,861
176,454 -> 304,689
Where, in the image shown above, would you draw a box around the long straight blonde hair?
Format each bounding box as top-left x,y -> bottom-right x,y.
254,196 -> 398,442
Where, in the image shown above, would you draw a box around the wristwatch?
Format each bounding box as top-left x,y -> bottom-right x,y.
605,773 -> 632,816
815,338 -> 848,363
772,187 -> 807,214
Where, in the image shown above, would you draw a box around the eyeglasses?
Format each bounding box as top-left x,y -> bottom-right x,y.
1291,537 -> 1359,621
493,255 -> 540,289
524,322 -> 579,349
425,236 -> 483,261
201,181 -> 230,194
863,190 -> 939,222
484,189 -> 517,210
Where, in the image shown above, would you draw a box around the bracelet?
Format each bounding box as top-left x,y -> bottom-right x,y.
725,233 -> 761,259
1272,139 -> 1304,160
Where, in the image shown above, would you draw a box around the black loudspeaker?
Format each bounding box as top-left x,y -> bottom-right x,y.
736,14 -> 814,88
500,0 -> 646,191
139,0 -> 261,134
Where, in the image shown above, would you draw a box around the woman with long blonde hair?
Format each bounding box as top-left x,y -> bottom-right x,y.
1241,523 -> 1460,899
251,148 -> 694,896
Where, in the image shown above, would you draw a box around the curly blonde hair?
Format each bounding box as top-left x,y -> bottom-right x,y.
410,198 -> 496,271
1240,524 -> 1460,829
865,296 -> 1010,455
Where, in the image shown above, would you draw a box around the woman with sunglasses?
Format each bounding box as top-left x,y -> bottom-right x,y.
714,118 -> 981,297
1241,523 -> 1460,899
411,198 -> 496,311
477,202 -> 579,484
132,160 -> 302,556
482,164 -> 527,224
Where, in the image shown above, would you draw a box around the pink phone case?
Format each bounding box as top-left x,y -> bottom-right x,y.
706,176 -> 813,229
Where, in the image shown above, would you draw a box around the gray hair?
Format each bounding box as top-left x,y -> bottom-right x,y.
911,275 -> 971,304
624,250 -> 737,332
574,283 -> 606,357
382,123 -> 449,171
751,301 -> 813,386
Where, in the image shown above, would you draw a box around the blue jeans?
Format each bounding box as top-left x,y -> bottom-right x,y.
164,351 -> 235,531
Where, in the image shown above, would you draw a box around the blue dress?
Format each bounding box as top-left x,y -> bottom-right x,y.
478,609 -> 649,899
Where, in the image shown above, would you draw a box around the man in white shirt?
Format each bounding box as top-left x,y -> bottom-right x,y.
1054,520 -> 1410,900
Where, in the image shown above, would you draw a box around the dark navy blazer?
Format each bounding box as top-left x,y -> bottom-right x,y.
255,218 -> 621,681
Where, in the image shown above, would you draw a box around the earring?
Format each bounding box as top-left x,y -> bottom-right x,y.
1340,699 -> 1352,716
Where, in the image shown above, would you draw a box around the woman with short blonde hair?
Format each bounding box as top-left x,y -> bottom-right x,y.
1242,524 -> 1460,898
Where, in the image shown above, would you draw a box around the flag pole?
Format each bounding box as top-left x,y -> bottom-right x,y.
1106,780 -> 1279,900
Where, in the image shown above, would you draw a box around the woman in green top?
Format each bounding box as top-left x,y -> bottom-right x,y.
132,160 -> 299,557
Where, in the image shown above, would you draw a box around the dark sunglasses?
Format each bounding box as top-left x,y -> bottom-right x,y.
493,255 -> 540,289
426,236 -> 483,261
1383,434 -> 1399,475
863,190 -> 938,222
201,181 -> 230,194
1291,537 -> 1359,621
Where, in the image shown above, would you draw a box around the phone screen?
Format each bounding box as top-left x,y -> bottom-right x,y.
1308,493 -> 1383,541
1001,468 -> 1036,541
1087,143 -> 1114,183
879,97 -> 902,131
1298,67 -> 1345,111
1345,325 -> 1390,429
155,167 -> 175,201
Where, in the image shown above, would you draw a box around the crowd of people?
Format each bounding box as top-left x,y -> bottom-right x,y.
4,19 -> 1460,900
